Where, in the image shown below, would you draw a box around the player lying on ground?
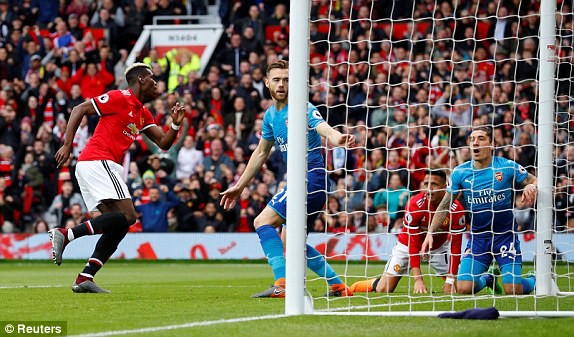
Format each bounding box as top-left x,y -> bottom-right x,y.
49,63 -> 186,293
351,170 -> 465,293
220,60 -> 355,298
422,126 -> 537,295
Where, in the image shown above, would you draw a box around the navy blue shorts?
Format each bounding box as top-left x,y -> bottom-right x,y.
267,171 -> 327,227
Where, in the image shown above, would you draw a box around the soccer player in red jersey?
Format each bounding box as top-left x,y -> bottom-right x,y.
351,170 -> 466,294
49,63 -> 185,293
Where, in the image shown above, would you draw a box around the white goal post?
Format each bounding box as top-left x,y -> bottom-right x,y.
285,0 -> 574,317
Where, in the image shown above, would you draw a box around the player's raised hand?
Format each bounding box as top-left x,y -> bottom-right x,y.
170,102 -> 186,126
55,144 -> 72,168
421,234 -> 433,261
220,184 -> 243,210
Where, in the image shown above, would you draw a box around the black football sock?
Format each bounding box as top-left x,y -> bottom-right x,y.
71,212 -> 129,240
372,277 -> 382,292
81,226 -> 129,277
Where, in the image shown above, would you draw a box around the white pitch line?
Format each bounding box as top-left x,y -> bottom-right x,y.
68,314 -> 288,337
0,285 -> 67,289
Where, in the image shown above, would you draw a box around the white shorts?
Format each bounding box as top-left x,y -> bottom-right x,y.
384,241 -> 450,276
75,160 -> 131,211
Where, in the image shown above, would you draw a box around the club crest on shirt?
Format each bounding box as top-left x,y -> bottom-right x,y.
495,171 -> 503,182
127,122 -> 139,135
394,264 -> 401,273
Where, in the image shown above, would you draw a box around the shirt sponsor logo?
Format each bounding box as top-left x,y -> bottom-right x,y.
277,136 -> 288,152
123,122 -> 139,140
466,189 -> 506,205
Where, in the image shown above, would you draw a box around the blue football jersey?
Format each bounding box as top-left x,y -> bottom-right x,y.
261,102 -> 325,170
447,156 -> 528,233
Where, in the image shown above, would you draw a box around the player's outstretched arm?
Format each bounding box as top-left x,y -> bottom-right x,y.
220,138 -> 274,210
143,102 -> 186,150
421,191 -> 453,255
520,173 -> 538,205
55,100 -> 97,167
316,122 -> 355,148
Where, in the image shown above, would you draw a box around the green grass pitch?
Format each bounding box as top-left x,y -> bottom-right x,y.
0,261 -> 573,337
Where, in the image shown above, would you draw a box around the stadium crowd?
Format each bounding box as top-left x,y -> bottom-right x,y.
0,0 -> 572,234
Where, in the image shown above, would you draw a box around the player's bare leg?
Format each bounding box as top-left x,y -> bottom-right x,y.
456,280 -> 474,294
375,273 -> 402,293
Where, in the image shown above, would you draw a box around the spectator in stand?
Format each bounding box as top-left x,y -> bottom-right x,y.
124,0 -> 149,45
92,7 -> 119,50
236,5 -> 265,43
30,0 -> 57,29
228,187 -> 255,232
51,20 -> 76,53
66,0 -> 89,19
224,96 -> 256,142
48,180 -> 86,228
133,170 -> 156,204
173,182 -> 200,232
69,62 -> 114,99
113,49 -> 128,89
196,201 -> 226,232
34,219 -> 49,233
135,184 -> 179,232
143,119 -> 189,178
203,138 -> 235,181
373,172 -> 410,229
176,135 -> 204,180
68,203 -> 89,228
236,72 -> 260,107
90,0 -> 125,28
163,48 -> 201,93
240,26 -> 263,55
0,176 -> 18,232
0,105 -> 20,149
217,32 -> 248,78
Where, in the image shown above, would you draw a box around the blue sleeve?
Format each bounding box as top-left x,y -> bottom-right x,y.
512,160 -> 528,184
165,191 -> 180,208
261,110 -> 274,141
447,168 -> 463,195
308,103 -> 325,129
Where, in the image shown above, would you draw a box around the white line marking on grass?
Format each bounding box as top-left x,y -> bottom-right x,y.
69,314 -> 288,337
0,285 -> 67,289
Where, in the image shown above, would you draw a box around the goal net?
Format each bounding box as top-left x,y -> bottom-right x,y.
285,0 -> 574,316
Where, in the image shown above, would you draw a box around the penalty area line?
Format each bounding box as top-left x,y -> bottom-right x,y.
69,314 -> 289,337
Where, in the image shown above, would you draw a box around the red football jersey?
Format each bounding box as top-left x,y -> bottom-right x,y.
78,89 -> 155,164
397,192 -> 466,274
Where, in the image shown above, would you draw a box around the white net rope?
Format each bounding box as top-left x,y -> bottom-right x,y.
304,0 -> 574,314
